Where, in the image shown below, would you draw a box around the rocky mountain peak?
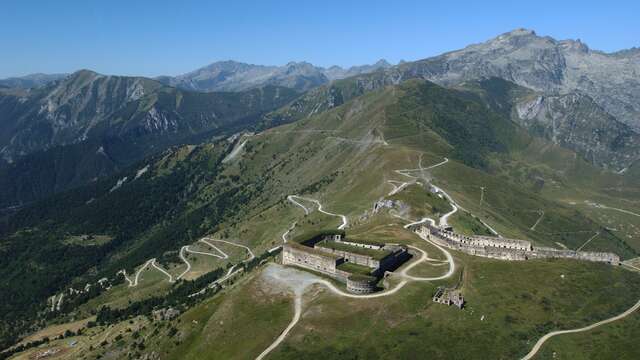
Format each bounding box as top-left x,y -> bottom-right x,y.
503,28 -> 537,37
373,59 -> 392,67
559,39 -> 590,53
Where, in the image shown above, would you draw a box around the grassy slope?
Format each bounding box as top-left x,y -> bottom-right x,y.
172,80 -> 640,359
7,78 -> 640,358
265,213 -> 640,359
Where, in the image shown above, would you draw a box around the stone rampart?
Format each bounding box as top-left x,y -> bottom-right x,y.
282,243 -> 340,277
346,275 -> 378,294
314,245 -> 381,268
414,224 -> 620,265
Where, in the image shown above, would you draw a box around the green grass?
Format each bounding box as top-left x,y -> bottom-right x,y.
268,248 -> 640,359
536,312 -> 640,359
316,240 -> 390,260
389,184 -> 453,219
337,262 -> 373,276
449,210 -> 494,236
62,234 -> 113,246
162,272 -> 293,360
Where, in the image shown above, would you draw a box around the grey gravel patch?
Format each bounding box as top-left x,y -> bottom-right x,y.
260,263 -> 322,296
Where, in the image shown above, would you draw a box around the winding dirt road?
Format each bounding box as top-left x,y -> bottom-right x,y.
288,195 -> 348,230
151,259 -> 174,283
256,209 -> 456,359
521,299 -> 640,360
255,294 -> 302,360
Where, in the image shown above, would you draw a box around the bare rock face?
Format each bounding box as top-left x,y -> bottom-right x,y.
514,93 -> 640,171
0,70 -> 298,162
395,29 -> 640,130
0,70 -> 299,207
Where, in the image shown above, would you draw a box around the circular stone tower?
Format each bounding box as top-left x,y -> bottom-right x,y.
346,274 -> 377,294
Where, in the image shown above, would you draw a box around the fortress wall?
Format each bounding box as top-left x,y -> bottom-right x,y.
375,247 -> 411,275
530,247 -> 621,264
314,246 -> 380,268
334,269 -> 351,282
336,239 -> 384,250
282,244 -> 339,277
346,276 -> 377,294
415,225 -> 619,265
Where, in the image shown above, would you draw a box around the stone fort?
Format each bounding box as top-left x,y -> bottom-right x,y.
282,231 -> 410,293
409,223 -> 621,265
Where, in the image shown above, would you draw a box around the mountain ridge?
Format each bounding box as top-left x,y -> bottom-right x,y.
155,59 -> 392,92
0,70 -> 299,207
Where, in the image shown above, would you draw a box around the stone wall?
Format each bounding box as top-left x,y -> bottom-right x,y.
335,238 -> 384,250
314,245 -> 381,268
346,276 -> 378,294
376,245 -> 412,275
283,235 -> 410,294
282,243 -> 339,277
413,224 -> 620,265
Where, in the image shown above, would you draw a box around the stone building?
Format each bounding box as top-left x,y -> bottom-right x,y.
433,287 -> 464,309
410,223 -> 621,265
282,231 -> 410,293
347,275 -> 379,293
282,242 -> 341,277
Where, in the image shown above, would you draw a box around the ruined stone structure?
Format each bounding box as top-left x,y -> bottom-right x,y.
410,223 -> 620,265
282,231 -> 410,293
433,287 -> 464,309
373,199 -> 396,213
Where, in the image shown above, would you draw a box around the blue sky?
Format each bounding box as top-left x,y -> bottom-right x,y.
1,0 -> 638,78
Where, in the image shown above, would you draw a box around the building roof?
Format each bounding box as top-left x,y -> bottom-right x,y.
284,242 -> 342,260
315,240 -> 392,260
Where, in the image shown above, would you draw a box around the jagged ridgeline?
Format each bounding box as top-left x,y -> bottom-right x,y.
2,74 -> 639,352
0,70 -> 299,208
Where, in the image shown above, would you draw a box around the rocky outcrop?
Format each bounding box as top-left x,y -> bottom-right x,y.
394,29 -> 640,130
0,70 -> 298,162
0,71 -> 299,207
514,93 -> 640,170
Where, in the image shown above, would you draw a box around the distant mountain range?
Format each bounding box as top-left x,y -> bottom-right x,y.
0,73 -> 68,89
1,59 -> 392,94
3,30 -> 640,354
155,59 -> 392,92
261,29 -> 640,171
0,70 -> 298,206
1,28 -> 640,206
396,28 -> 640,131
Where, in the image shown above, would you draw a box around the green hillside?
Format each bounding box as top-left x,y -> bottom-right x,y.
3,78 -> 640,359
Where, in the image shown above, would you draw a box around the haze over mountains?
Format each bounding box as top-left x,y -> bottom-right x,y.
156,59 -> 393,92
3,28 -> 640,359
1,28 -> 639,207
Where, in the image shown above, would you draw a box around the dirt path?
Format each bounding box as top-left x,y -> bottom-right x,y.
151,259 -> 174,283
177,246 -> 192,280
132,259 -> 155,287
256,222 -> 456,359
387,156 -> 449,196
586,201 -> 640,218
121,236 -> 254,287
281,222 -> 296,243
521,299 -> 640,360
576,231 -> 600,252
287,195 -> 310,215
289,195 -> 348,230
530,210 -> 544,231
